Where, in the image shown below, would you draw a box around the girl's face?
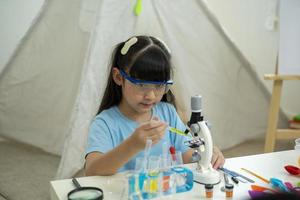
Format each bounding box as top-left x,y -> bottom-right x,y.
122,79 -> 164,114
113,68 -> 166,118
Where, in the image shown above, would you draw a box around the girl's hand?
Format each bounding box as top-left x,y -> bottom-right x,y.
130,119 -> 168,149
211,146 -> 225,169
130,118 -> 168,150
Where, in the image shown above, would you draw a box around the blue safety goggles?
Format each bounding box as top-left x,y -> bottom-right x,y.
120,69 -> 173,94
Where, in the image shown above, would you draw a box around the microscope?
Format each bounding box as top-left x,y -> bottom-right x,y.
185,95 -> 220,185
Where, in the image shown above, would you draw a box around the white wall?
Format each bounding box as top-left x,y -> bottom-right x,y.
206,0 -> 300,117
278,0 -> 300,75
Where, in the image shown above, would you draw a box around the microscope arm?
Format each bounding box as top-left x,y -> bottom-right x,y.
198,121 -> 214,171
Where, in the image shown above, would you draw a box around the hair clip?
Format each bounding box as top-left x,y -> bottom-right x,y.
121,37 -> 138,55
156,37 -> 171,55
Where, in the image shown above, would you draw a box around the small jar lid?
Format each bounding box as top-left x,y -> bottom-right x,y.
205,184 -> 214,189
225,183 -> 234,189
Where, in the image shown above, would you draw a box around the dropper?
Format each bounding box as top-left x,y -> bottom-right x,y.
168,126 -> 191,137
149,115 -> 190,137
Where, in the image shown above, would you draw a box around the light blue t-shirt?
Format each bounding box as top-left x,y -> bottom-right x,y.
86,102 -> 190,172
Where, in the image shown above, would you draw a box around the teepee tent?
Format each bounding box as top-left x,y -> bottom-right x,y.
1,0 -> 298,179
55,0 -> 288,178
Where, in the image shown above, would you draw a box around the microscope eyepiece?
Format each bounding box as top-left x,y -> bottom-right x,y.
191,95 -> 202,112
189,95 -> 204,125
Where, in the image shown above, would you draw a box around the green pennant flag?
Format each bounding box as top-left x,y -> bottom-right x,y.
134,0 -> 142,16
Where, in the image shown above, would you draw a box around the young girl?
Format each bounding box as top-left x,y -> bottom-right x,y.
85,35 -> 224,176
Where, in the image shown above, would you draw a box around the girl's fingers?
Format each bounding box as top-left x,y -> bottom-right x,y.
147,125 -> 168,142
141,120 -> 167,130
155,123 -> 168,134
211,146 -> 225,169
147,134 -> 161,144
212,155 -> 225,169
152,116 -> 160,121
211,153 -> 218,168
146,124 -> 168,138
137,120 -> 167,145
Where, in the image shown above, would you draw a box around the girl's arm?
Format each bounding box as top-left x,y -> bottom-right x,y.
85,119 -> 168,176
85,136 -> 140,176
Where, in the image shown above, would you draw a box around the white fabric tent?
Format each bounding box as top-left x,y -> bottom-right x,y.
56,0 -> 289,178
0,0 -> 293,179
0,0 -> 46,74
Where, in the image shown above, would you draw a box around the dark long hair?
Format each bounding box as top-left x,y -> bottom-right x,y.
98,35 -> 176,114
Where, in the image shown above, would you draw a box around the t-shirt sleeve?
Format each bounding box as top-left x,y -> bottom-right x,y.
85,117 -> 114,156
168,104 -> 191,154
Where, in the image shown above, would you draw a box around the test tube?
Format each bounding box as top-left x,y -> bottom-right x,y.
142,139 -> 152,170
147,155 -> 160,198
128,173 -> 143,199
161,141 -> 172,194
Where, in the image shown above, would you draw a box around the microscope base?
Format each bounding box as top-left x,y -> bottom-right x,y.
193,169 -> 220,185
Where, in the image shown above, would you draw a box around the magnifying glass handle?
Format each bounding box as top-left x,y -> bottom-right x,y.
72,178 -> 82,189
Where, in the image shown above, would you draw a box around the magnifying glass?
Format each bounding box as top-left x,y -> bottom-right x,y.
68,178 -> 104,200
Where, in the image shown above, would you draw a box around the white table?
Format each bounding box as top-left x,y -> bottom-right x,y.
50,150 -> 300,200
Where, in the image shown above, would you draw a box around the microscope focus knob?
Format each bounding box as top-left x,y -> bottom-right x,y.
190,123 -> 200,134
192,150 -> 201,162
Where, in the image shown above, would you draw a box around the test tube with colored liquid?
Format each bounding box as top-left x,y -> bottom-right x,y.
147,155 -> 160,198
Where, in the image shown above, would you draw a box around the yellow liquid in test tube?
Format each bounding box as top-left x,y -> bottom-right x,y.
148,172 -> 159,192
149,179 -> 158,192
